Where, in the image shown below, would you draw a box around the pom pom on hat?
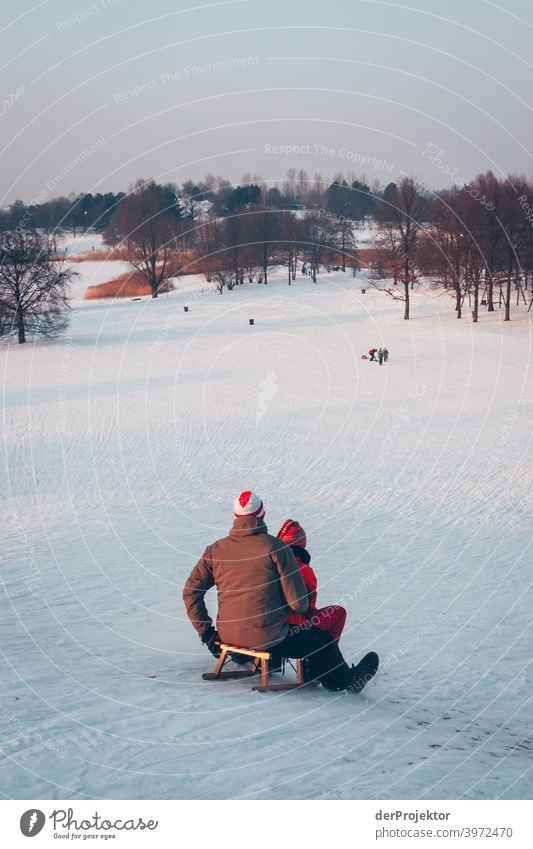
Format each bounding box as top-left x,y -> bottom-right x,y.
234,490 -> 265,519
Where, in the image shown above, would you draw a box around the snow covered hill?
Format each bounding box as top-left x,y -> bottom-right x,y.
1,269 -> 531,800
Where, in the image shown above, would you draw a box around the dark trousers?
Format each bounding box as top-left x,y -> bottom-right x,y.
272,625 -> 351,691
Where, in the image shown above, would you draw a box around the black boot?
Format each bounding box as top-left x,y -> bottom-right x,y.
269,655 -> 283,674
346,651 -> 379,694
302,657 -> 314,683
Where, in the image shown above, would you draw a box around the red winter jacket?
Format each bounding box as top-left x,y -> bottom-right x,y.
276,522 -> 318,626
287,548 -> 318,625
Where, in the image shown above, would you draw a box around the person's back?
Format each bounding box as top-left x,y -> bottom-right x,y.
183,492 -> 308,651
204,516 -> 308,649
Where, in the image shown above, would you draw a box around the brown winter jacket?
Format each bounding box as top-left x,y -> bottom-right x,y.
183,516 -> 309,650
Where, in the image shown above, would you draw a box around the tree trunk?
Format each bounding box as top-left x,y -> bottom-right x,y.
487,277 -> 495,311
403,250 -> 411,318
472,278 -> 479,323
16,307 -> 26,343
263,244 -> 268,284
455,284 -> 462,318
505,273 -> 511,321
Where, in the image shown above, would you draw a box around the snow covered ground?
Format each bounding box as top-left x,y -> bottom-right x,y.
1,267 -> 532,800
57,232 -> 104,256
354,220 -> 380,245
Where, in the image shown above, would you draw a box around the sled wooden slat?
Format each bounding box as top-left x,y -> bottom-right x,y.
202,643 -> 306,691
216,644 -> 272,660
202,670 -> 257,680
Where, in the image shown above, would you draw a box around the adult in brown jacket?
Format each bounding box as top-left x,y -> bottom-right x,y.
183,491 -> 379,693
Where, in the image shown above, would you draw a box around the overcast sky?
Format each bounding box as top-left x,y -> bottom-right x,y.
2,0 -> 532,204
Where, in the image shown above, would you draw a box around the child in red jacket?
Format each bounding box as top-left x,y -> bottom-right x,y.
277,519 -> 346,643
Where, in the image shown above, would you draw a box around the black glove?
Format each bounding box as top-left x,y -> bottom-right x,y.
201,626 -> 221,658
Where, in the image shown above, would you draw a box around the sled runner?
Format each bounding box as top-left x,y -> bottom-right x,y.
202,643 -> 313,692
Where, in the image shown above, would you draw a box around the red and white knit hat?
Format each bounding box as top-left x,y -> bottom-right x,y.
234,490 -> 265,520
277,519 -> 307,549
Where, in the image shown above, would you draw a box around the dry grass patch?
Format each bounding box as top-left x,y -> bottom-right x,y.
83,270 -> 174,299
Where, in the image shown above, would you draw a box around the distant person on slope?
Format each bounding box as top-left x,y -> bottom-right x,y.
378,348 -> 384,365
368,347 -> 377,361
277,519 -> 346,643
383,347 -> 389,363
183,491 -> 378,693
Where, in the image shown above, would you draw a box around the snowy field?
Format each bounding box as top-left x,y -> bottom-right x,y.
1,268 -> 532,800
58,232 -> 104,257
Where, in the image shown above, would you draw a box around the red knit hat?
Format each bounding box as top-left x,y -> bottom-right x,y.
234,490 -> 265,519
277,519 -> 307,548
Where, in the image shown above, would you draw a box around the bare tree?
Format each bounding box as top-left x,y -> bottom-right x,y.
301,209 -> 338,282
335,216 -> 357,272
519,179 -> 533,309
307,172 -> 324,207
376,177 -> 425,319
221,213 -> 244,287
296,169 -> 310,206
116,179 -> 181,298
213,268 -> 235,294
283,168 -> 297,206
0,230 -> 74,344
461,173 -> 500,311
249,205 -> 281,285
278,211 -> 300,284
195,215 -> 220,282
425,190 -> 470,318
459,186 -> 499,322
180,180 -> 204,221
498,176 -> 528,321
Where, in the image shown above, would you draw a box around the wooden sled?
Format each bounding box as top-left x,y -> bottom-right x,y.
202,643 -> 316,692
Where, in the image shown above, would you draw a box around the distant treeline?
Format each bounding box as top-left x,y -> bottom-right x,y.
2,169 -> 532,322
0,170 -> 382,235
